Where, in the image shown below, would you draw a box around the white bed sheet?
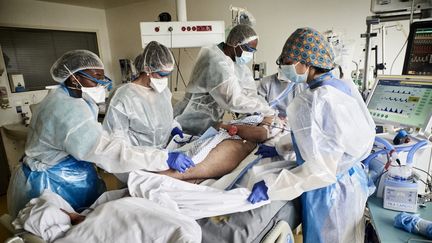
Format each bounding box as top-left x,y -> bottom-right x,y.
56,197 -> 202,243
12,190 -> 202,243
127,170 -> 269,220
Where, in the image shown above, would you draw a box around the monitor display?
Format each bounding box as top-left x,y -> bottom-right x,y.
367,76 -> 432,129
403,21 -> 432,76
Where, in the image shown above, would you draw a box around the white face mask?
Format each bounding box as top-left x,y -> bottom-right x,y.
150,77 -> 168,93
81,86 -> 106,104
235,50 -> 254,65
279,63 -> 309,83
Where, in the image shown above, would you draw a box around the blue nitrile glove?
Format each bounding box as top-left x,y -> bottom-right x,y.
171,127 -> 184,138
167,152 -> 195,173
247,180 -> 269,204
254,144 -> 278,158
394,212 -> 420,233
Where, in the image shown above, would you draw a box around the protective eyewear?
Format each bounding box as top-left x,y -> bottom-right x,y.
155,71 -> 172,77
240,44 -> 257,53
77,71 -> 113,90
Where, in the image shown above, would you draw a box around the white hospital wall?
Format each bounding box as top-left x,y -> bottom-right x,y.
106,0 -> 409,92
0,0 -> 113,126
105,0 -> 197,92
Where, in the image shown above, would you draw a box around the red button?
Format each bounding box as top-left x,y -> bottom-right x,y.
192,26 -> 196,31
181,27 -> 186,31
187,26 -> 191,31
155,27 -> 160,32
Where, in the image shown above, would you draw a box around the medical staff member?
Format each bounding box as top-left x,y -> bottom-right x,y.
257,50 -> 308,118
104,41 -> 182,148
174,24 -> 274,136
103,42 -> 187,182
248,28 -> 375,243
7,50 -> 194,218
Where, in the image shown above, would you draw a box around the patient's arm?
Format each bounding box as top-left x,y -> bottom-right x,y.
218,116 -> 274,143
159,116 -> 274,182
159,139 -> 256,181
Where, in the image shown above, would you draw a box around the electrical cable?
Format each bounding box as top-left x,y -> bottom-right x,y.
414,167 -> 432,181
168,30 -> 187,89
170,30 -> 173,90
390,37 -> 408,74
175,49 -> 181,91
183,48 -> 196,62
172,51 -> 187,88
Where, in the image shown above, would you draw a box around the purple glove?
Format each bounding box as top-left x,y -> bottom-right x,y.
247,180 -> 269,204
254,144 -> 278,158
171,127 -> 184,138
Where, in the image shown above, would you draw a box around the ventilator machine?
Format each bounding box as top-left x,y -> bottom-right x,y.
365,75 -> 432,213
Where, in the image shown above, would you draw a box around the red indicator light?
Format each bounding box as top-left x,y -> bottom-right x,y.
196,25 -> 212,32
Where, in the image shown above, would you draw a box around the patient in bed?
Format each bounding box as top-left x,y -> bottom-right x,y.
159,115 -> 289,183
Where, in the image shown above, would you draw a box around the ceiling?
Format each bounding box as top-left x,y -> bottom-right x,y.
36,0 -> 149,9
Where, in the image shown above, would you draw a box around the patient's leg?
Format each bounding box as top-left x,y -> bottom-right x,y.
160,140 -> 256,181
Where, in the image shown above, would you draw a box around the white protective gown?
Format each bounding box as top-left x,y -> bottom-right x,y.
103,83 -> 179,149
23,87 -> 168,172
174,43 -> 274,135
8,87 -> 169,217
251,78 -> 375,243
257,73 -> 306,118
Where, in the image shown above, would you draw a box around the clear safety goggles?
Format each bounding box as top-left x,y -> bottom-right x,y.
240,44 -> 257,53
77,71 -> 113,90
155,70 -> 172,77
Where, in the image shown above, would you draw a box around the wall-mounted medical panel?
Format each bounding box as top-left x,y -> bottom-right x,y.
140,21 -> 225,48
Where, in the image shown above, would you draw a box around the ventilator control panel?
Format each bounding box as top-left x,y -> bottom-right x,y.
367,76 -> 432,130
384,186 -> 418,213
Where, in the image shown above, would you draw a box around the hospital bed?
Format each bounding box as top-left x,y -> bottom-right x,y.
1,156 -> 300,243
1,126 -> 301,242
1,168 -> 300,243
2,206 -> 298,243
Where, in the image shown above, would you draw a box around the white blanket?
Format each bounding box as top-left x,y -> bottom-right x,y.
12,190 -> 74,242
13,190 -> 202,243
127,170 -> 269,219
56,197 -> 201,243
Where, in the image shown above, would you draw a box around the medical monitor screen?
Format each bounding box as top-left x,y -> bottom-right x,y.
403,21 -> 432,76
367,77 -> 432,128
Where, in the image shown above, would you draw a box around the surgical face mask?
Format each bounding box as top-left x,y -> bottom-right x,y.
277,66 -> 291,82
150,77 -> 168,93
233,45 -> 254,65
81,86 -> 106,104
235,51 -> 254,65
279,63 -> 309,83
